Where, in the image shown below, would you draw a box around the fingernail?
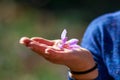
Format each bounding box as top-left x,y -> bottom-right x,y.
20,37 -> 32,47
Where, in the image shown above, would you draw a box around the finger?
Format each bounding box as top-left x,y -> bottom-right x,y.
46,48 -> 72,57
31,37 -> 54,46
19,37 -> 32,46
45,48 -> 64,60
29,41 -> 48,55
45,48 -> 72,64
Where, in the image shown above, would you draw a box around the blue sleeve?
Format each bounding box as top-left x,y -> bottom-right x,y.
80,14 -> 114,80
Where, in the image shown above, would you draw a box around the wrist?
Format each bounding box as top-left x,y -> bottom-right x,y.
69,67 -> 98,80
68,63 -> 98,80
69,63 -> 98,74
68,62 -> 98,80
68,60 -> 96,72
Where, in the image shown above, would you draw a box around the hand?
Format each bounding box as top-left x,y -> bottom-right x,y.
19,37 -> 95,71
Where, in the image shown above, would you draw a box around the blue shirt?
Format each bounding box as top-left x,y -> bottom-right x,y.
68,11 -> 120,80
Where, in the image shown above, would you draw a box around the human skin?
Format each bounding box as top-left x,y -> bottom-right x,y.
19,37 -> 98,80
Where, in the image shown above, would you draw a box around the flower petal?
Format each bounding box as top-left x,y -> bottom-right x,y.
61,29 -> 67,40
59,29 -> 80,50
67,38 -> 79,45
70,44 -> 80,48
62,37 -> 67,44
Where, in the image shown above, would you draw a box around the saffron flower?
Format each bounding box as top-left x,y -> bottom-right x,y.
58,29 -> 80,49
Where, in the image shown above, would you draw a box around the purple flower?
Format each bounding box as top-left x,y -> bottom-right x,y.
59,29 -> 80,49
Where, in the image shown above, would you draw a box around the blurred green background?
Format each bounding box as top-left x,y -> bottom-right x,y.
0,0 -> 120,80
